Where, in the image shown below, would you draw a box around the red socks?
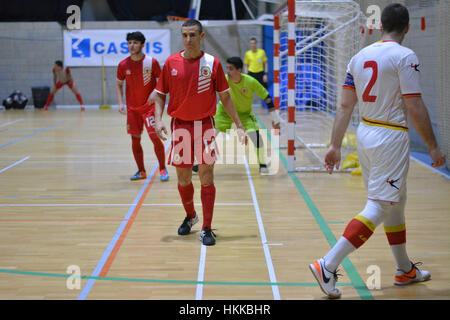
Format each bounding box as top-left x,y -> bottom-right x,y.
75,93 -> 84,105
178,183 -> 196,218
201,184 -> 216,230
148,133 -> 166,170
44,93 -> 54,107
384,224 -> 406,245
131,136 -> 145,172
342,215 -> 375,249
178,183 -> 216,230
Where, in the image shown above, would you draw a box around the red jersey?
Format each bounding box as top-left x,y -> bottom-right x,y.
117,54 -> 161,111
155,51 -> 229,121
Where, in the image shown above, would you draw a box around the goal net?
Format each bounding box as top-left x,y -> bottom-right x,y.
276,0 -> 366,172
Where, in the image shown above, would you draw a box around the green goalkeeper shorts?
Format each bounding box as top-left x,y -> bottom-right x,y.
214,108 -> 259,133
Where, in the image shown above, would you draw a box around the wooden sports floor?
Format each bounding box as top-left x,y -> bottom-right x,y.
0,107 -> 449,300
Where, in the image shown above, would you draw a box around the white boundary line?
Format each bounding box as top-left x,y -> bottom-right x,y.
0,119 -> 23,128
244,155 -> 281,300
195,244 -> 207,300
0,156 -> 30,174
410,154 -> 450,180
0,203 -> 253,207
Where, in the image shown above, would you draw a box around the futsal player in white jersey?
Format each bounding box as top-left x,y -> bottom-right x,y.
309,3 -> 446,299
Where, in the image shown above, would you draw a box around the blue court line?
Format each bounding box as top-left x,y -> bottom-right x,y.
0,121 -> 67,150
255,114 -> 374,300
410,151 -> 450,180
77,140 -> 171,300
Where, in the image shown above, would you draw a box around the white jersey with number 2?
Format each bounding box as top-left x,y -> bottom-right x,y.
344,40 -> 422,128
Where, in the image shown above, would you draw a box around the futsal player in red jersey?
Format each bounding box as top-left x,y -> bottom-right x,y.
116,31 -> 169,182
154,20 -> 246,246
43,60 -> 85,111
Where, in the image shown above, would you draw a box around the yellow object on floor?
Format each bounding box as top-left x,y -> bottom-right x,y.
342,152 -> 359,169
351,166 -> 362,175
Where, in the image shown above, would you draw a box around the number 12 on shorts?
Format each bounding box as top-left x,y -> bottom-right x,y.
145,115 -> 156,128
363,60 -> 378,102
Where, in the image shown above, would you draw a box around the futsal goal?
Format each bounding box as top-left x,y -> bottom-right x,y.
274,0 -> 366,172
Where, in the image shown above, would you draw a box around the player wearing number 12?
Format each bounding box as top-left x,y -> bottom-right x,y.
309,3 -> 446,299
116,31 -> 169,182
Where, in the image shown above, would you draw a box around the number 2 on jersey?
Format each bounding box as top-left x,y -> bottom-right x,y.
362,61 -> 378,102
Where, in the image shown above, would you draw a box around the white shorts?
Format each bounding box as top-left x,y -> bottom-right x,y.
357,121 -> 410,203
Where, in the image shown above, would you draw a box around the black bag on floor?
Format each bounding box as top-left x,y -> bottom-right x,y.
2,90 -> 28,110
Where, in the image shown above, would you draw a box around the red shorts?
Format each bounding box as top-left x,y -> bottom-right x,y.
168,117 -> 217,168
56,81 -> 74,89
127,103 -> 157,136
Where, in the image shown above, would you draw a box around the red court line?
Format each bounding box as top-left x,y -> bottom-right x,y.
99,172 -> 158,277
97,148 -> 171,278
0,219 -> 126,222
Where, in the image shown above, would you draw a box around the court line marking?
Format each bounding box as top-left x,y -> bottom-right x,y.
410,154 -> 450,180
77,142 -> 171,300
0,119 -> 24,128
0,156 -> 30,174
244,155 -> 281,300
255,114 -> 374,300
0,268 -> 354,287
0,203 -> 253,207
195,245 -> 207,300
0,120 -> 66,150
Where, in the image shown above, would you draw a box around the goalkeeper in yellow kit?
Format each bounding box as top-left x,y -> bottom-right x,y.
212,56 -> 280,174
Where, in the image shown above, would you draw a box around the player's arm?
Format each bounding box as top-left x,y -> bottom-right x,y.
324,87 -> 357,174
147,89 -> 158,105
115,79 -> 126,115
263,53 -> 268,83
153,92 -> 168,141
148,60 -> 162,106
403,97 -> 446,168
66,68 -> 73,83
253,79 -> 280,128
264,94 -> 281,129
218,90 -> 247,144
244,52 -> 249,74
52,69 -> 57,87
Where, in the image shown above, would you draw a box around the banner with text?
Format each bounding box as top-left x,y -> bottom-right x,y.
63,29 -> 170,67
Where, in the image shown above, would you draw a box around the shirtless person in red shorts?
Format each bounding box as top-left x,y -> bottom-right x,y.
43,60 -> 85,111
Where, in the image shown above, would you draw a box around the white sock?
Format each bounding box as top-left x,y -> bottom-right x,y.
323,237 -> 356,272
389,243 -> 411,272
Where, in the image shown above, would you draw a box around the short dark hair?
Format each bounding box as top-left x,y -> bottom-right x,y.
226,56 -> 243,70
181,19 -> 203,34
250,37 -> 257,42
126,31 -> 146,44
55,60 -> 63,67
381,3 -> 409,34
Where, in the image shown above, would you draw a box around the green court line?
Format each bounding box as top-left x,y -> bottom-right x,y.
0,268 -> 353,287
255,114 -> 374,300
